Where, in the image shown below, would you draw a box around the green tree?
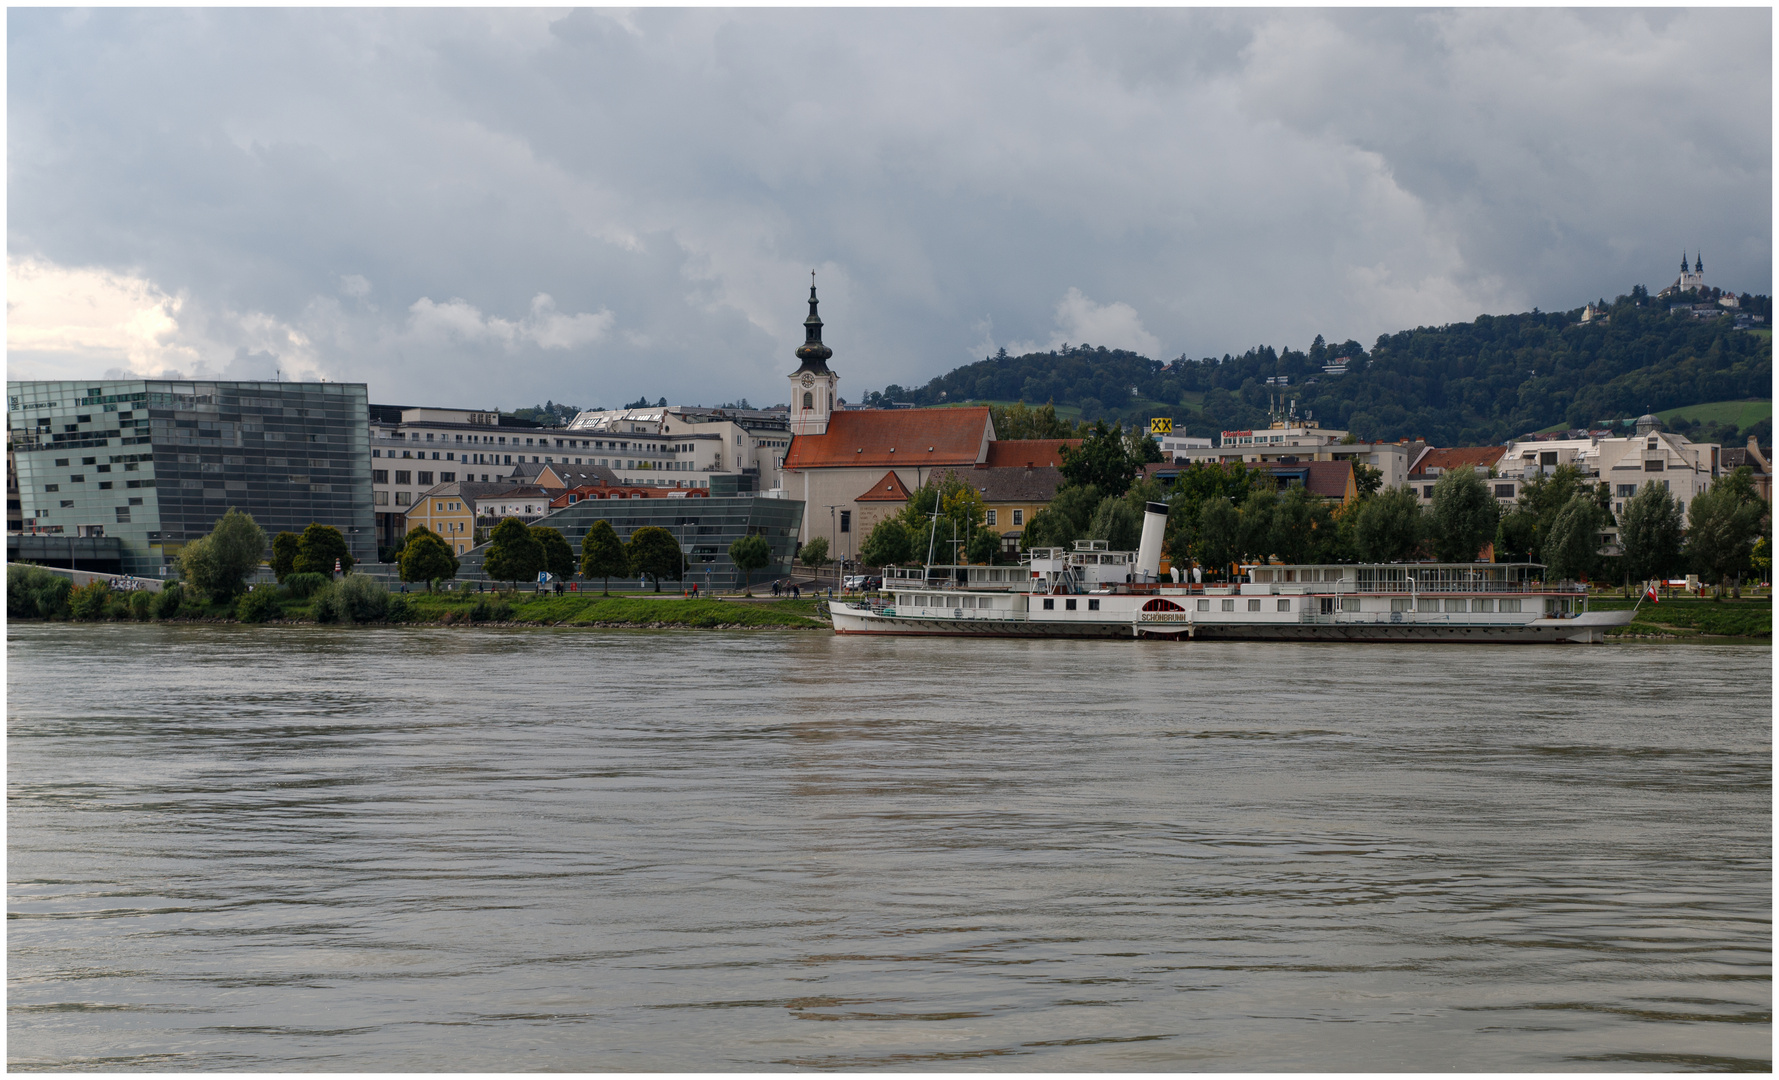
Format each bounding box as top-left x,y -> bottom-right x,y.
1268,485 -> 1329,565
1192,497 -> 1241,576
897,473 -> 988,561
1514,464 -> 1586,562
68,579 -> 114,621
530,526 -> 577,582
1059,420 -> 1146,496
799,536 -> 830,580
1352,461 -> 1384,499
858,516 -> 915,568
1543,494 -> 1605,582
627,526 -> 683,591
1428,468 -> 1501,562
1020,483 -> 1102,552
966,526 -> 1001,565
728,534 -> 772,594
271,531 -> 301,582
398,526 -> 460,588
179,507 -> 268,599
987,401 -> 1080,440
293,523 -> 354,576
483,517 -> 544,590
8,564 -> 72,619
314,573 -> 390,623
1236,489 -> 1278,562
1353,486 -> 1424,562
1495,507 -> 1538,563
1086,496 -> 1143,551
1617,481 -> 1685,584
1685,467 -> 1770,585
1171,461 -> 1257,505
579,519 -> 629,594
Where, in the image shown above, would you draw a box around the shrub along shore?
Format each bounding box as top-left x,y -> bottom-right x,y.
12,563 -> 1765,639
7,564 -> 829,630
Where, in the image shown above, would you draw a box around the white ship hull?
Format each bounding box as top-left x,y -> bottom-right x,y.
830,599 -> 1633,644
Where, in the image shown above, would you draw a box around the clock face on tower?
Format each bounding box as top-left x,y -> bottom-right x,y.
801,373 -> 815,388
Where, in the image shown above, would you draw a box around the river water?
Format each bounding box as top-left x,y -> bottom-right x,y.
7,625 -> 1770,1071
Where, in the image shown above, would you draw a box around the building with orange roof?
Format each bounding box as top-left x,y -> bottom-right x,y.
776,283 -> 998,561
549,484 -> 709,509
1406,446 -> 1521,508
981,438 -> 1080,469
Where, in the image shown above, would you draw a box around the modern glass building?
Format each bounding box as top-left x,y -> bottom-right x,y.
457,492 -> 805,590
8,379 -> 374,575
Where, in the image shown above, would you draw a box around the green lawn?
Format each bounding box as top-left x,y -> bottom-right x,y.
398,592 -> 827,628
1654,399 -> 1771,430
1591,596 -> 1770,639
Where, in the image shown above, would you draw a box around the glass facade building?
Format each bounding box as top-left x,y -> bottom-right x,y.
457,494 -> 805,590
8,379 -> 374,575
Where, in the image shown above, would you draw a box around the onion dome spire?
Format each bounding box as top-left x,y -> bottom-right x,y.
794,270 -> 833,373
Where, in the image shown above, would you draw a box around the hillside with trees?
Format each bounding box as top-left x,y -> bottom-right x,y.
860,288 -> 1771,446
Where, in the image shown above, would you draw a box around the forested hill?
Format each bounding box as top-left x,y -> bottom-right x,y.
861,291 -> 1772,446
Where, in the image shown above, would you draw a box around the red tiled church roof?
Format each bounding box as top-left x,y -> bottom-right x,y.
783,407 -> 993,470
981,438 -> 1081,469
856,471 -> 913,502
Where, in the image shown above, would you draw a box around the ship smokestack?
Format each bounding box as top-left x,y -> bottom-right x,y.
1135,501 -> 1168,582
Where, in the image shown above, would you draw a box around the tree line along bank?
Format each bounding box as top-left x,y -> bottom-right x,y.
853,419 -> 1772,593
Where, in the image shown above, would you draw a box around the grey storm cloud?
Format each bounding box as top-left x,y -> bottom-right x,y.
8,7 -> 1769,407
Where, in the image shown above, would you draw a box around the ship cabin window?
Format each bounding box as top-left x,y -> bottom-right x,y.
1065,599 -> 1077,611
1499,599 -> 1522,613
1277,599 -> 1290,611
1247,599 -> 1261,611
1443,598 -> 1466,612
1197,599 -> 1210,611
1282,570 -> 1294,582
1472,598 -> 1494,612
1043,598 -> 1054,610
1221,599 -> 1235,612
1417,597 -> 1440,613
1391,598 -> 1413,612
1087,599 -> 1099,611
1341,597 -> 1361,612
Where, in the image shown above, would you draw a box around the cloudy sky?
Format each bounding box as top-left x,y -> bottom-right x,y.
8,8 -> 1770,409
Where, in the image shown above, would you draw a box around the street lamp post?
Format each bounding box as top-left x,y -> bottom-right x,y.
824,504 -> 842,591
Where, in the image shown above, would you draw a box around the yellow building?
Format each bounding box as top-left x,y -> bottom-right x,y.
403,482 -> 478,556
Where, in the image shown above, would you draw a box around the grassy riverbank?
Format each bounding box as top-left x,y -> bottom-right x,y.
1590,596 -> 1771,640
393,592 -> 829,629
9,571 -> 830,629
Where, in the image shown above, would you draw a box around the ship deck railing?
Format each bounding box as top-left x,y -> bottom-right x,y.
1298,610 -> 1574,626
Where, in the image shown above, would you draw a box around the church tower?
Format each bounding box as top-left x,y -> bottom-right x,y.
1680,251 -> 1705,291
789,273 -> 839,437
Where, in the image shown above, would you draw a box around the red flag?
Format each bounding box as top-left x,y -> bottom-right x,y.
1644,584 -> 1659,604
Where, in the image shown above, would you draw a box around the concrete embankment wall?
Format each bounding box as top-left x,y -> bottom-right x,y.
7,563 -> 165,593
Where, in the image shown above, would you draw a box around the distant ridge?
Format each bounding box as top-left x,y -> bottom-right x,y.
863,291 -> 1771,447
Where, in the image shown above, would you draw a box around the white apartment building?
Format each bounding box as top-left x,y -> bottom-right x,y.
1156,433 -> 1212,457
368,406 -> 553,549
1501,414 -> 1720,520
564,405 -> 791,491
1167,417 -> 1425,488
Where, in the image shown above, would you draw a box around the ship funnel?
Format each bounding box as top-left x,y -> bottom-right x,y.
1135,501 -> 1168,582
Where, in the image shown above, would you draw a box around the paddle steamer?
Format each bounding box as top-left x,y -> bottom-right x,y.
828,503 -> 1632,643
